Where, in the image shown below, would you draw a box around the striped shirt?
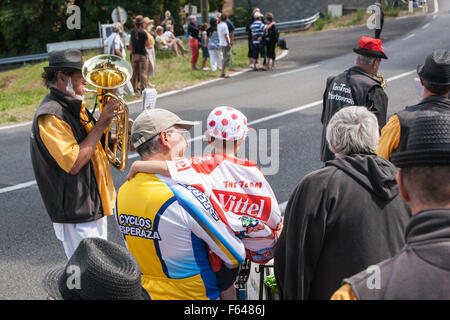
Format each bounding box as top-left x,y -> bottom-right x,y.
250,20 -> 265,44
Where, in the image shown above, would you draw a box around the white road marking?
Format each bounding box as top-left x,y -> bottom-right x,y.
385,70 -> 416,82
0,69 -> 417,194
272,64 -> 321,78
422,22 -> 431,29
403,33 -> 415,40
0,121 -> 32,130
0,181 -> 37,194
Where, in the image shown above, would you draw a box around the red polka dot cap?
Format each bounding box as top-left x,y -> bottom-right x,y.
207,106 -> 250,141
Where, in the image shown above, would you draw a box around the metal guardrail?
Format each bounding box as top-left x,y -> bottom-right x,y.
234,12 -> 321,36
0,53 -> 49,65
47,38 -> 103,53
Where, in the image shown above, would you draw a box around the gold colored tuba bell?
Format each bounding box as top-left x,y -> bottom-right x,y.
376,74 -> 387,90
82,54 -> 133,171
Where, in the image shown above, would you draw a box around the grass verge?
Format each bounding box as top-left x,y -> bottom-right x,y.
0,39 -> 263,125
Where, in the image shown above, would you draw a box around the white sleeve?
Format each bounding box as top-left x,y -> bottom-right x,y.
166,158 -> 214,193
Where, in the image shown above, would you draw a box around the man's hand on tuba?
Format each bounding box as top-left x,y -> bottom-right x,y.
97,97 -> 122,129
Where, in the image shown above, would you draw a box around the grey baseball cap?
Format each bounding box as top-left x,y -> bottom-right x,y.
131,109 -> 198,148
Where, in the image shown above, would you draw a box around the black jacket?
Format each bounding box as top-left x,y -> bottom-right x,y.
394,96 -> 450,157
321,66 -> 388,162
345,208 -> 450,300
30,88 -> 105,223
274,154 -> 410,300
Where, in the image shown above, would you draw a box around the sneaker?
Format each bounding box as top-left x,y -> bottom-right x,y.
220,74 -> 231,78
202,67 -> 211,71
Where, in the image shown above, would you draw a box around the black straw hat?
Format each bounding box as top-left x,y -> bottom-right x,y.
43,238 -> 151,300
44,49 -> 84,72
417,49 -> 450,85
391,112 -> 450,167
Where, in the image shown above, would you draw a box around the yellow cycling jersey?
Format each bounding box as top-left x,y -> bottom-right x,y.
116,173 -> 245,300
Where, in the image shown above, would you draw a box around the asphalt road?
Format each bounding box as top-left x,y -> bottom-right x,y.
1,0 -> 449,299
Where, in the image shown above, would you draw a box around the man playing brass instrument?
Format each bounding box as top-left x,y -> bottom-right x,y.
321,36 -> 388,162
30,49 -> 120,259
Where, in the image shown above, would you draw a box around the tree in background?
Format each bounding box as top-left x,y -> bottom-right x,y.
0,0 -> 191,57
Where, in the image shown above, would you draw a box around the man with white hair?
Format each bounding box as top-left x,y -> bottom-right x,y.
274,106 -> 410,300
333,112 -> 450,300
30,49 -> 120,259
104,22 -> 125,57
321,36 -> 389,162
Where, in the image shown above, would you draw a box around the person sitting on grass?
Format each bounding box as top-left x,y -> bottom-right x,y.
163,23 -> 187,55
154,26 -> 184,57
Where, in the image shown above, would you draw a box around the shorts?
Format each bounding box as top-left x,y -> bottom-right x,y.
215,264 -> 239,291
252,43 -> 265,60
221,46 -> 232,68
202,47 -> 210,58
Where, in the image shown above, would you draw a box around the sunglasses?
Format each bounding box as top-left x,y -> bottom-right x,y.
167,128 -> 191,141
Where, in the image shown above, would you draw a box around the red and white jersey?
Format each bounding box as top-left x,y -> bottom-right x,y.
166,154 -> 282,262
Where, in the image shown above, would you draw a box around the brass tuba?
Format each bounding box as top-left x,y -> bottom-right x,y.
82,54 -> 133,171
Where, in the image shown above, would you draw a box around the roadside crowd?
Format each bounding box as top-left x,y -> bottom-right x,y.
31,11 -> 449,300
104,8 -> 283,95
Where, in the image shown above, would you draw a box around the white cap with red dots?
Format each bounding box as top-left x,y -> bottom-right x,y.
207,106 -> 250,141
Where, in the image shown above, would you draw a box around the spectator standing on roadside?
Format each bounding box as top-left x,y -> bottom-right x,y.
216,11 -> 235,68
321,36 -> 388,162
217,14 -> 232,78
264,12 -> 278,70
199,23 -> 210,71
250,12 -> 274,71
188,15 -> 201,70
377,49 -> 450,161
104,22 -> 134,96
129,15 -> 150,93
246,8 -> 261,67
374,2 -> 385,39
332,112 -> 450,300
161,10 -> 175,33
142,17 -> 156,80
207,18 -> 222,72
275,106 -> 410,300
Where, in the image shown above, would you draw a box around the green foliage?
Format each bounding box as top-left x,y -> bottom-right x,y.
354,9 -> 366,23
0,0 -> 185,57
263,274 -> 279,294
314,18 -> 326,31
229,6 -> 252,28
383,4 -> 400,17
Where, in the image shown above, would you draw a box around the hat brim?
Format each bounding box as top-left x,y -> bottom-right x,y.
353,48 -> 388,59
173,120 -> 199,131
43,66 -> 82,72
391,149 -> 450,167
42,266 -> 66,300
417,64 -> 450,85
140,288 -> 152,300
43,265 -> 151,300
